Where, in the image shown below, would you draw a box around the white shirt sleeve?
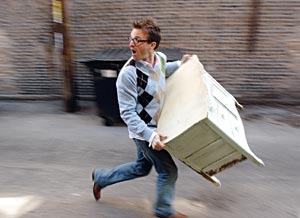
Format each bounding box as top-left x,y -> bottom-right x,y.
148,132 -> 158,147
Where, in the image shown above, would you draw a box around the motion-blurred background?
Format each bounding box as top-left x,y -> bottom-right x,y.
0,1 -> 299,106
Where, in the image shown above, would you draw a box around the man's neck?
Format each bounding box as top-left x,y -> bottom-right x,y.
143,52 -> 155,65
141,52 -> 157,68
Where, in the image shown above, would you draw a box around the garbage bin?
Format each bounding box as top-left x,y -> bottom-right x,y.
81,48 -> 182,126
93,68 -> 122,126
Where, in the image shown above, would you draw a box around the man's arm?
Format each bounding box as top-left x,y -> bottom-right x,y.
160,52 -> 191,78
116,66 -> 154,142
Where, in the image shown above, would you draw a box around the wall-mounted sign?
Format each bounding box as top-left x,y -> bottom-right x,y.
52,0 -> 63,24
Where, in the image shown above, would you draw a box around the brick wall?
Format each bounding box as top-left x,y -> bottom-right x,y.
0,1 -> 62,98
1,0 -> 299,104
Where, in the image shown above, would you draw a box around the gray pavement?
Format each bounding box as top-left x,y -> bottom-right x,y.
0,100 -> 299,218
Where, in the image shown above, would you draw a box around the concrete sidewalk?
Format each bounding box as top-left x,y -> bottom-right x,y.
0,100 -> 299,218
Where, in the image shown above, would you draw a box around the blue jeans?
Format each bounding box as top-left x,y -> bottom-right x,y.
93,138 -> 178,216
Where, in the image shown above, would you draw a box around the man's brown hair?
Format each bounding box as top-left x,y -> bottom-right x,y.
132,18 -> 161,49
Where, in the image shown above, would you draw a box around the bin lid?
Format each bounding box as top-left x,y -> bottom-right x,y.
79,47 -> 183,63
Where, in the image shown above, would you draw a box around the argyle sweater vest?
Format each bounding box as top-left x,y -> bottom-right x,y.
126,58 -> 165,126
116,52 -> 179,141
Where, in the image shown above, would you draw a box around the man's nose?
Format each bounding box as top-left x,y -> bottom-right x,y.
129,39 -> 134,46
129,40 -> 135,48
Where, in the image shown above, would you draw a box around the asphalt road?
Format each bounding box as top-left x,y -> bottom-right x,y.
0,100 -> 299,218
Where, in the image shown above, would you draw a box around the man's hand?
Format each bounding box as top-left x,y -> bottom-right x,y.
180,54 -> 191,65
151,133 -> 167,151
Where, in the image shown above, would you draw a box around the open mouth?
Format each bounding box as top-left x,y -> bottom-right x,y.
131,49 -> 136,55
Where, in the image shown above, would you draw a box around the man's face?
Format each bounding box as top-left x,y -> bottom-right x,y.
129,28 -> 155,62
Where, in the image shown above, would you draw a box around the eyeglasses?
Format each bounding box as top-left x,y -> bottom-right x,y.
128,37 -> 150,44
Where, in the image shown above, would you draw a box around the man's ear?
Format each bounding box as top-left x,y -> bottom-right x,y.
150,41 -> 157,50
